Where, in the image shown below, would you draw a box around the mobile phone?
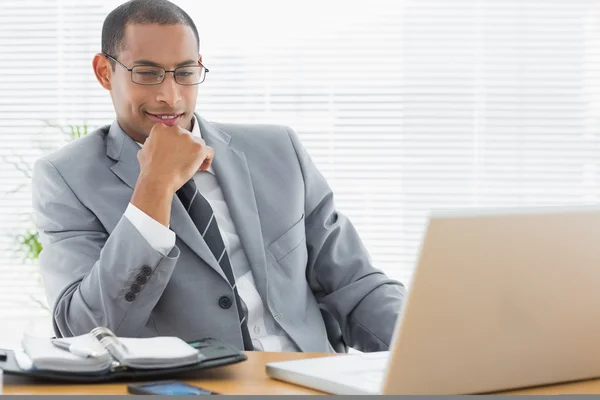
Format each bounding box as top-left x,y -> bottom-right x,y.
127,380 -> 218,395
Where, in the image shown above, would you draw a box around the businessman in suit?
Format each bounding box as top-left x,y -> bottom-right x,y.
32,0 -> 405,353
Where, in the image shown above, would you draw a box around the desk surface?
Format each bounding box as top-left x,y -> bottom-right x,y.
5,351 -> 600,395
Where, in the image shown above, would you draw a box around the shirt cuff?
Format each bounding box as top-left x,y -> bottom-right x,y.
124,202 -> 176,256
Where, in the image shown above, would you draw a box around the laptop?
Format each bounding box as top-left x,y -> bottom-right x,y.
266,206 -> 600,394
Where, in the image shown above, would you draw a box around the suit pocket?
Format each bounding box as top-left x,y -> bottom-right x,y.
268,214 -> 306,262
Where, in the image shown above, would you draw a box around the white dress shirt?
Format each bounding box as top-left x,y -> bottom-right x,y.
123,117 -> 298,352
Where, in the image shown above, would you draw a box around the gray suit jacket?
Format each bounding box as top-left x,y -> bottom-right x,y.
32,114 -> 405,352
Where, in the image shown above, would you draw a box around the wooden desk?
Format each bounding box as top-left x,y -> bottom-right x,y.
4,352 -> 330,395
5,351 -> 600,395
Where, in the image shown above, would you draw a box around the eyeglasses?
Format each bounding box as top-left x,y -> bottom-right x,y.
103,53 -> 209,86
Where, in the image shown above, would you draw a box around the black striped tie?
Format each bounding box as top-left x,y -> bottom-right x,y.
176,179 -> 253,350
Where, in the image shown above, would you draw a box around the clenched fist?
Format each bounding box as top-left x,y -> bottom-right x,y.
130,123 -> 214,227
137,123 -> 214,193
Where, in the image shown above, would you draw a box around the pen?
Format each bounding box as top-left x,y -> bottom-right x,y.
51,340 -> 100,359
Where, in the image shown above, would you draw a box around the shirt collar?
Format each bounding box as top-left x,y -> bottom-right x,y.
135,115 -> 215,175
190,114 -> 201,139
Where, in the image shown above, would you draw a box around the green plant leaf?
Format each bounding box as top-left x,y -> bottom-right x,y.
16,229 -> 43,262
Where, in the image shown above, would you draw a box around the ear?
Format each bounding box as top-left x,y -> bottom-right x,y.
199,54 -> 203,64
92,53 -> 113,90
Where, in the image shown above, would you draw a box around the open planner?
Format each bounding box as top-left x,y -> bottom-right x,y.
19,327 -> 202,374
0,327 -> 247,383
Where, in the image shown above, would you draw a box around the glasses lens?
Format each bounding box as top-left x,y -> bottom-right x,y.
174,66 -> 205,85
132,66 -> 165,85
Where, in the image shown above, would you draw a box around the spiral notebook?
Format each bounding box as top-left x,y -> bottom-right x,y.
20,327 -> 202,374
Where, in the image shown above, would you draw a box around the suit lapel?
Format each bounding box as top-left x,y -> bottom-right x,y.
197,115 -> 269,302
106,121 -> 228,283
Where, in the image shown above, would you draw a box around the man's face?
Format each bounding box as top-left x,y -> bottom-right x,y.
105,23 -> 200,142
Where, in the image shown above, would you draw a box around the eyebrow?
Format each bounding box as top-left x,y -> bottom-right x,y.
133,59 -> 198,68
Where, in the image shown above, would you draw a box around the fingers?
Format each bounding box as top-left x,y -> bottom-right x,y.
146,123 -> 214,171
190,136 -> 213,171
199,145 -> 215,171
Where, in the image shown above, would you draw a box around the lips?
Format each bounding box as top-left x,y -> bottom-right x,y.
146,112 -> 184,127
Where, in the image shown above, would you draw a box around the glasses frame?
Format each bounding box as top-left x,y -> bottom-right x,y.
103,53 -> 209,86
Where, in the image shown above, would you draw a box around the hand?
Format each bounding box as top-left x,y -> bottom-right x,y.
137,123 -> 214,194
130,123 -> 214,227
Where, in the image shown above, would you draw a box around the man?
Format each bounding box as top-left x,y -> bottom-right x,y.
32,0 -> 404,353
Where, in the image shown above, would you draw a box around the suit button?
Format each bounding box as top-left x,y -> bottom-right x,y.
136,275 -> 147,285
125,292 -> 136,302
131,283 -> 141,293
218,296 -> 233,309
141,266 -> 152,276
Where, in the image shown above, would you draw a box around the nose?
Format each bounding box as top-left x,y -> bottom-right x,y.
155,72 -> 182,108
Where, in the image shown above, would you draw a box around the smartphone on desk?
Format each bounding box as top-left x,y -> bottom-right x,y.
127,380 -> 218,395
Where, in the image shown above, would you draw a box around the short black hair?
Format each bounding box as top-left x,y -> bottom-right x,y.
101,0 -> 199,67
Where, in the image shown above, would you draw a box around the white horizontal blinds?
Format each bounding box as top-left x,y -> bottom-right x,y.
395,0 -> 600,275
396,0 -> 600,283
0,0 -> 109,323
0,0 -> 62,321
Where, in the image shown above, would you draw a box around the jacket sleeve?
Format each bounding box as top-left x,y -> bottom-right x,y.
286,127 -> 406,352
32,158 -> 180,337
